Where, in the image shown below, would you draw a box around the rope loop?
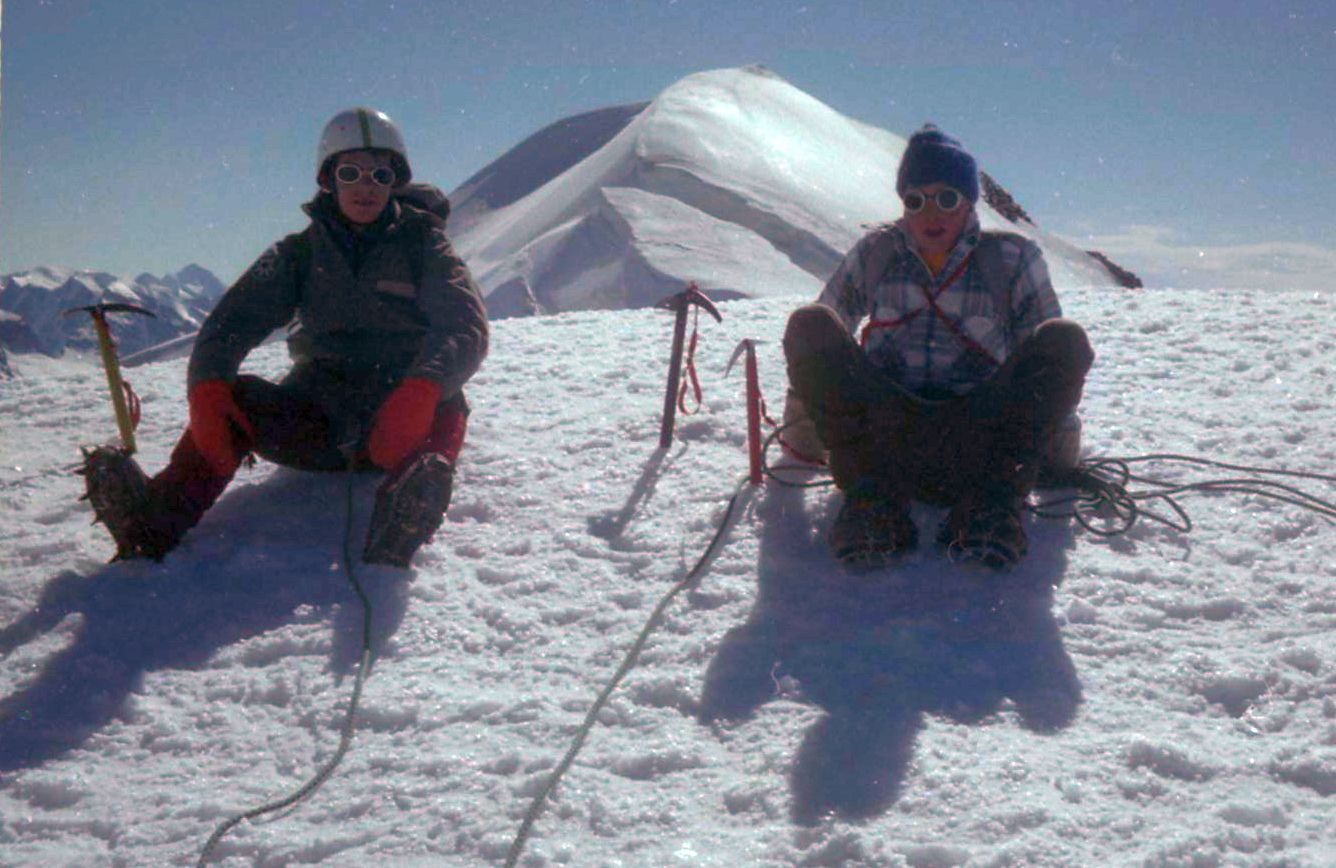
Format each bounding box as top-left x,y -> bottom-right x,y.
123,380 -> 142,430
676,305 -> 704,415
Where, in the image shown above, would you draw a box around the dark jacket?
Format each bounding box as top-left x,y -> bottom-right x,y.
188,186 -> 489,405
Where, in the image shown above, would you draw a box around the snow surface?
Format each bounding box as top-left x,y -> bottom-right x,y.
452,67 -> 1117,317
1,286 -> 1334,866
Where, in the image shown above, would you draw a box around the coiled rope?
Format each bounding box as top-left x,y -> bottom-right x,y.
760,424 -> 1336,536
196,465 -> 374,866
504,475 -> 752,868
1030,453 -> 1336,535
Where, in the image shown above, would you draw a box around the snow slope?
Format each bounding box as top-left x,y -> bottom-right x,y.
1,287 -> 1334,866
452,67 -> 1118,317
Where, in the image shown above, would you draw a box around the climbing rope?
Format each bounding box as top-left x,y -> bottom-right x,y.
504,476 -> 752,868
759,421 -> 835,490
1030,454 -> 1336,536
196,464 -> 375,866
760,422 -> 1336,536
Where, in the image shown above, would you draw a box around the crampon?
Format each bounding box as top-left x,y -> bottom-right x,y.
362,453 -> 454,567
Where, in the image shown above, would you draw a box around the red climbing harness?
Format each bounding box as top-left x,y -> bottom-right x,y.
859,253 -> 1001,367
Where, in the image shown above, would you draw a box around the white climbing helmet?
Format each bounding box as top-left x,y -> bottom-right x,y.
316,107 -> 411,187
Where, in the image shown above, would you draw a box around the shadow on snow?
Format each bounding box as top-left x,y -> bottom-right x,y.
699,479 -> 1083,825
0,468 -> 412,773
587,445 -> 685,542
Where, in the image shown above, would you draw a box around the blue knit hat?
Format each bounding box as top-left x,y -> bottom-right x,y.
896,124 -> 979,203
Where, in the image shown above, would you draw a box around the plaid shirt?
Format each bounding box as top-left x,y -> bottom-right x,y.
816,214 -> 1062,397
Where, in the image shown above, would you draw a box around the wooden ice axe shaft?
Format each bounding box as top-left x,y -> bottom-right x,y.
64,302 -> 156,453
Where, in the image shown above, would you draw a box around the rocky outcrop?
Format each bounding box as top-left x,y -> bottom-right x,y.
0,309 -> 43,355
982,171 -> 1141,287
980,172 -> 1034,225
1085,250 -> 1143,288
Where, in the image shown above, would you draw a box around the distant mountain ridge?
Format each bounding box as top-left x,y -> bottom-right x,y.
0,264 -> 225,359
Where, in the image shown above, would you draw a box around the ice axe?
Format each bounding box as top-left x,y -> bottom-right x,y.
63,302 -> 156,454
725,338 -> 765,485
655,282 -> 722,449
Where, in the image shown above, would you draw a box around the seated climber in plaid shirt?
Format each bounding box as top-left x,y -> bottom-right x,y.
782,125 -> 1094,570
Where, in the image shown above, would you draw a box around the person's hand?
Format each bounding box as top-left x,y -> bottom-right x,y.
368,377 -> 442,470
188,380 -> 254,476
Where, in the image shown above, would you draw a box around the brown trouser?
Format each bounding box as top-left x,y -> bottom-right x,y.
783,304 -> 1093,506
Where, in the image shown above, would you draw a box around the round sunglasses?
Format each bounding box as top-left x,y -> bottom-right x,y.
334,163 -> 397,187
902,188 -> 965,214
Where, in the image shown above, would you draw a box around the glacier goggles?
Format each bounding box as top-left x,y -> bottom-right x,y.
333,163 -> 397,187
901,187 -> 966,214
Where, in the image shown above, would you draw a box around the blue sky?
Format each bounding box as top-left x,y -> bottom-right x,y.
3,0 -> 1334,288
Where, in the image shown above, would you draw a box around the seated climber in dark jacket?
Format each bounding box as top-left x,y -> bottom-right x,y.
83,107 -> 489,567
782,124 -> 1093,570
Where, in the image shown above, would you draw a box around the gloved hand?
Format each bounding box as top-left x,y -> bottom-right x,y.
368,377 -> 443,470
188,380 -> 255,476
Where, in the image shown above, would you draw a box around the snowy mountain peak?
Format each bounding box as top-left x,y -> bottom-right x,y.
169,264 -> 226,297
452,66 -> 1121,318
7,265 -> 74,291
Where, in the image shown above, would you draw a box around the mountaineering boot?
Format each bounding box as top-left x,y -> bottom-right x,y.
937,490 -> 1028,571
829,494 -> 918,568
79,446 -> 179,561
362,453 -> 454,567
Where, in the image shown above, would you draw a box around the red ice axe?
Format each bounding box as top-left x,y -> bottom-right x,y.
655,282 -> 721,449
725,338 -> 765,486
63,302 -> 156,454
